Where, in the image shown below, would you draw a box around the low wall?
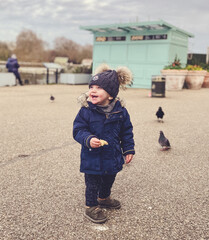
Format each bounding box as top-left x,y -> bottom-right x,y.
0,70 -> 91,86
0,73 -> 16,86
60,73 -> 91,84
20,72 -> 59,85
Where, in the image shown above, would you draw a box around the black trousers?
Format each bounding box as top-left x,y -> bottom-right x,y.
84,173 -> 116,207
14,71 -> 23,85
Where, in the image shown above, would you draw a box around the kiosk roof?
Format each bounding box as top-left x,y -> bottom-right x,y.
81,20 -> 194,37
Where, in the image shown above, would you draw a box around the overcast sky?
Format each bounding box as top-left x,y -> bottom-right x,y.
0,0 -> 209,54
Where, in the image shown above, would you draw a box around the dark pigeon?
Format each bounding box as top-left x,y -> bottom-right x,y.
158,131 -> 171,151
50,95 -> 55,102
156,107 -> 164,122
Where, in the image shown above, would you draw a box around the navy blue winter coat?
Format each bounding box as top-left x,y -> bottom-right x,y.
6,58 -> 20,74
73,99 -> 135,175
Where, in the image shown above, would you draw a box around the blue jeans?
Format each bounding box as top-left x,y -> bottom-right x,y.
84,174 -> 116,207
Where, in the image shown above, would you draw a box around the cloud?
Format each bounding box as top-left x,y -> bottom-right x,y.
0,0 -> 208,53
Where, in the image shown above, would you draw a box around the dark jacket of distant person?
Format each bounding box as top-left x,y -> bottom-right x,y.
6,55 -> 23,85
6,56 -> 20,75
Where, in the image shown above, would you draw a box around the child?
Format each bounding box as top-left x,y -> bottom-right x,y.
73,64 -> 135,224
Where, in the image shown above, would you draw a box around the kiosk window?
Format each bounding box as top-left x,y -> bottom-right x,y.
96,36 -> 126,42
131,34 -> 167,41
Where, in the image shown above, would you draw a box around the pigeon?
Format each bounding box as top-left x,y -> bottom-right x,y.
158,131 -> 171,151
50,95 -> 55,102
156,107 -> 164,122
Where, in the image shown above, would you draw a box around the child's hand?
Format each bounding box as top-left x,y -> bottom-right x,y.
90,138 -> 101,148
125,154 -> 133,164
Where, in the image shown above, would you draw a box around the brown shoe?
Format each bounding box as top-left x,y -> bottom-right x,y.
84,206 -> 107,224
98,196 -> 121,209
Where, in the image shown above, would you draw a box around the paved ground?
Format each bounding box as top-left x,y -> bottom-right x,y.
0,85 -> 209,240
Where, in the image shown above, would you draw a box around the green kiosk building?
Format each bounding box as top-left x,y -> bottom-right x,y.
81,20 -> 194,88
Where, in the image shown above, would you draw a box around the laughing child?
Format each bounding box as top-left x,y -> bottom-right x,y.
73,64 -> 135,223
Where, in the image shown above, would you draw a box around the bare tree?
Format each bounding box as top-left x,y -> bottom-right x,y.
1,29 -> 92,63
0,41 -> 11,60
44,49 -> 59,62
79,44 -> 93,60
54,37 -> 83,63
15,29 -> 47,62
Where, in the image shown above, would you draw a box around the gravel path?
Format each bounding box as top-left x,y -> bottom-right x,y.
0,85 -> 208,240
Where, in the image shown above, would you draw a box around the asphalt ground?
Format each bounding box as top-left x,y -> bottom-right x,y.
0,85 -> 209,240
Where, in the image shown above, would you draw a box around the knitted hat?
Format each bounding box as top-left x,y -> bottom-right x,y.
89,64 -> 133,99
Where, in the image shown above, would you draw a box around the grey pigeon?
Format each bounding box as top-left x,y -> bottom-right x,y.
156,107 -> 164,122
50,95 -> 55,102
158,131 -> 171,151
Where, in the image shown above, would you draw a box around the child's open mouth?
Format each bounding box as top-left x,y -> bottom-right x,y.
91,95 -> 98,99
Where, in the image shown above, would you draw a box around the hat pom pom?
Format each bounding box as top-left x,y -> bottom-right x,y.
116,66 -> 133,89
94,63 -> 110,75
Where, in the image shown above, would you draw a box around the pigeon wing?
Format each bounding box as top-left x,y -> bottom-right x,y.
158,134 -> 164,146
156,109 -> 164,118
159,134 -> 168,147
165,138 -> 170,147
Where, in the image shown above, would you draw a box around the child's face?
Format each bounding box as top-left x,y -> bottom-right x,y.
89,85 -> 111,106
